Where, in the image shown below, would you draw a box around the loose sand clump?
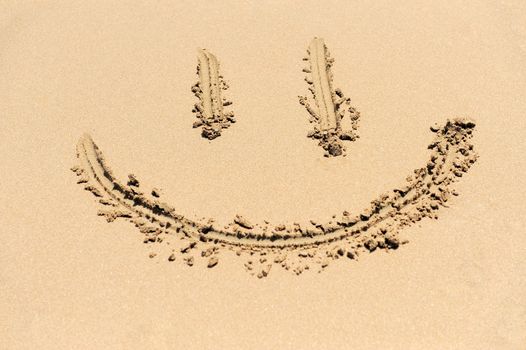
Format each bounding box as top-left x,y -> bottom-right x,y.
72,118 -> 478,278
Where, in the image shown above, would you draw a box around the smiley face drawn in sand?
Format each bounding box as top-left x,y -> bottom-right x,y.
72,38 -> 478,278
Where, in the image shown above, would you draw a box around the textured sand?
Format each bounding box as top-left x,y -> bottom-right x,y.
300,37 -> 361,156
192,49 -> 235,139
73,119 -> 478,277
2,1 -> 526,349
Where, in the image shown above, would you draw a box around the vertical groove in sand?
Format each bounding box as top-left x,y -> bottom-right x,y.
72,119 -> 478,278
299,37 -> 361,157
191,49 -> 235,140
310,38 -> 338,131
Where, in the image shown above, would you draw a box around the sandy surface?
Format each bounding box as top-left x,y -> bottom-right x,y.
1,1 -> 526,349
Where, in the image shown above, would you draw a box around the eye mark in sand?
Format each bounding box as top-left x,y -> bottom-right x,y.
299,38 -> 361,157
72,119 -> 478,278
191,49 -> 235,140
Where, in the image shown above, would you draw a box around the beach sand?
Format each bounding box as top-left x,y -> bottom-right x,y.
1,1 -> 525,348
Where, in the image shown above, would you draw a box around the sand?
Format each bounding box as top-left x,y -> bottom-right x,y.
300,37 -> 361,156
73,118 -> 478,277
192,49 -> 235,140
2,1 -> 526,349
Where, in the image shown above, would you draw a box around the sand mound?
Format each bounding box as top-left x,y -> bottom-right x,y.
72,118 -> 478,278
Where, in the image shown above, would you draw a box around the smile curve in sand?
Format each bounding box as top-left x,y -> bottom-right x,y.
72,118 -> 478,277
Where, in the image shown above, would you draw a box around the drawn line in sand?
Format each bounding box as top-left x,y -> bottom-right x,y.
191,49 -> 235,140
72,119 -> 478,278
299,37 -> 361,157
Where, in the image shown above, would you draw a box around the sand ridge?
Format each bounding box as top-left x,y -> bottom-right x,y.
72,118 -> 478,278
299,38 -> 361,157
191,49 -> 235,139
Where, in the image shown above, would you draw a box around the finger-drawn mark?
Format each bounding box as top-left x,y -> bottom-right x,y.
299,37 -> 361,157
72,119 -> 478,277
191,49 -> 235,140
